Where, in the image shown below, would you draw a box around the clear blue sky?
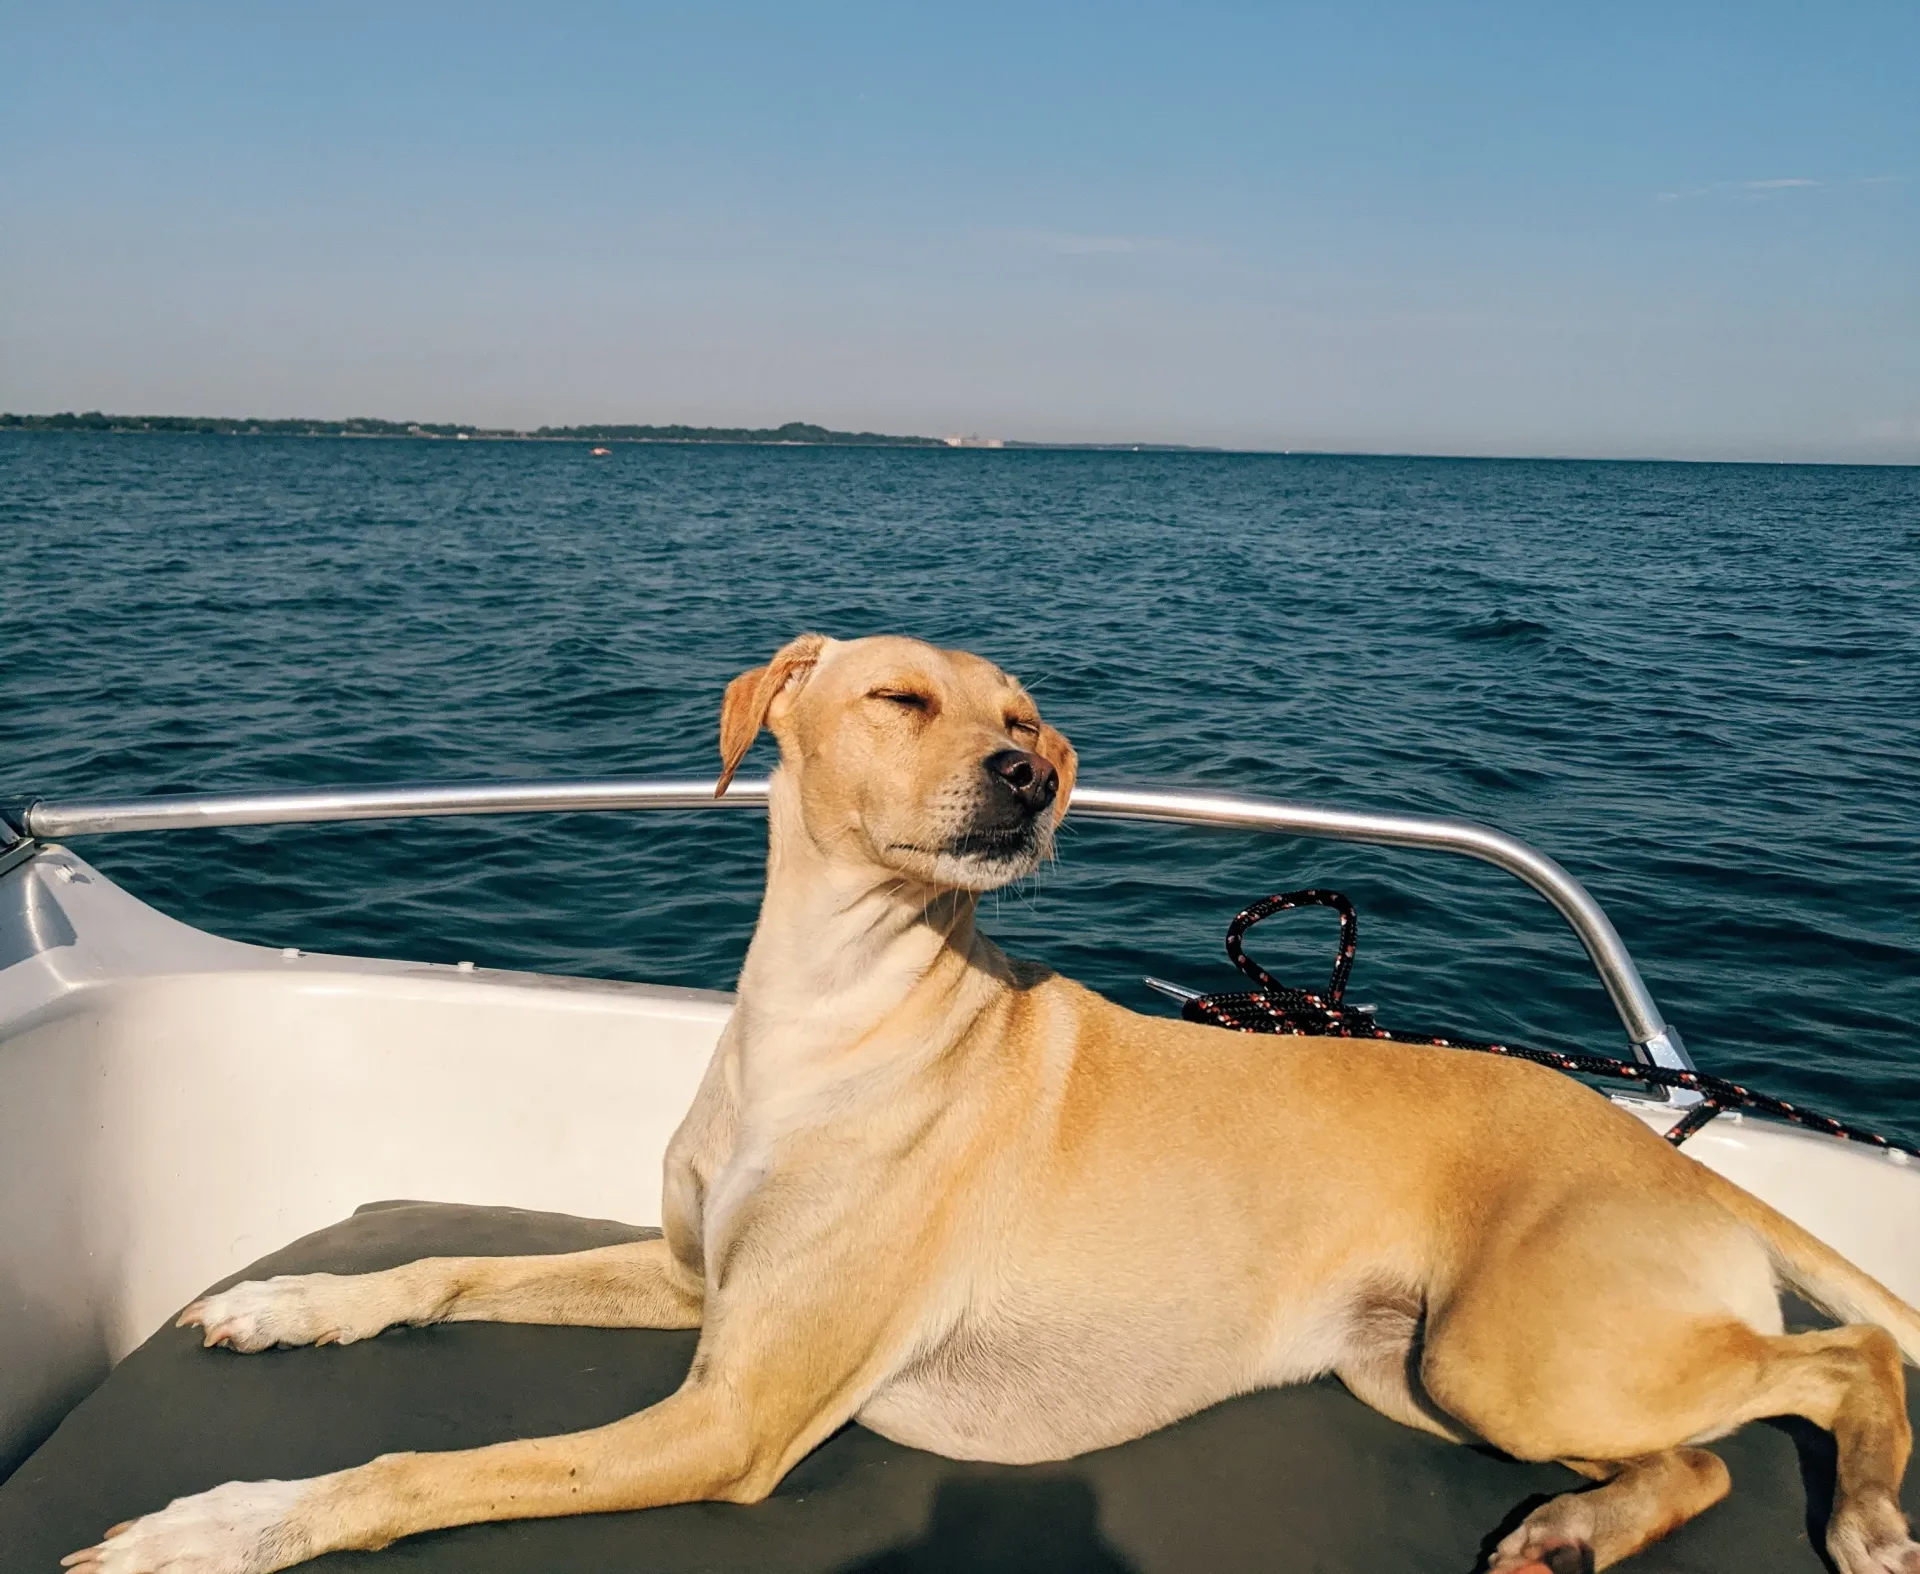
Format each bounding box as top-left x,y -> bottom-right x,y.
3,2 -> 1915,461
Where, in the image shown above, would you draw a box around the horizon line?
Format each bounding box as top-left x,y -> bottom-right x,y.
1,410 -> 1914,470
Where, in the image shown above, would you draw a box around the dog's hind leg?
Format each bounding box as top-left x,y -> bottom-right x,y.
1732,1323 -> 1918,1574
1480,1322 -> 1918,1573
1332,1305 -> 1730,1569
180,1236 -> 703,1351
1486,1449 -> 1730,1573
1427,1298 -> 1917,1573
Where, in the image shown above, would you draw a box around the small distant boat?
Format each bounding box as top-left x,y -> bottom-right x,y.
589,446 -> 612,456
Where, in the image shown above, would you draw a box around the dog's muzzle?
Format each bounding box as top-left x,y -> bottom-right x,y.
982,749 -> 1057,819
941,749 -> 1055,856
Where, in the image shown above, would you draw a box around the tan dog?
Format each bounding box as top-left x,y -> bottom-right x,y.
72,633 -> 1920,1574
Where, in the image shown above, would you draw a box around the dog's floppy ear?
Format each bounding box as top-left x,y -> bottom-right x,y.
716,633 -> 828,796
1033,719 -> 1078,820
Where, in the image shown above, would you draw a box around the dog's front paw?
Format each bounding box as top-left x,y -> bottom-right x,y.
178,1275 -> 387,1352
62,1480 -> 310,1574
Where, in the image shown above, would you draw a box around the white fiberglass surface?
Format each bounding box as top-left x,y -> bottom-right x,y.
1627,1105 -> 1920,1307
0,899 -> 725,1473
4,969 -> 724,1356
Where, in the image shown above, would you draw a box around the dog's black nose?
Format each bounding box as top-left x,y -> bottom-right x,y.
983,749 -> 1058,814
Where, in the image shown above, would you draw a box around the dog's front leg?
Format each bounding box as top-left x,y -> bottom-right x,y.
180,1236 -> 702,1351
76,1232 -> 903,1574
62,1374 -> 782,1574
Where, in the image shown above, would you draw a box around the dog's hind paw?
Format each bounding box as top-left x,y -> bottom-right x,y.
178,1274 -> 384,1352
1845,1542 -> 1920,1574
1830,1527 -> 1920,1574
1488,1540 -> 1595,1574
1829,1501 -> 1920,1574
62,1479 -> 309,1574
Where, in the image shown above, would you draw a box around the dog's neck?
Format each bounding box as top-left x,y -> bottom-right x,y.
730,780 -> 1002,1101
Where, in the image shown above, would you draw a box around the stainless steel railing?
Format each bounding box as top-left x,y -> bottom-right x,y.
3,777 -> 1693,1074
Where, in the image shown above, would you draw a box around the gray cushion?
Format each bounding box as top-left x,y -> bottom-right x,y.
0,1200 -> 1904,1573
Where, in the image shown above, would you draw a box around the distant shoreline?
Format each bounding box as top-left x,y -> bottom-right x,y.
2,413 -> 1911,466
0,411 -> 1214,453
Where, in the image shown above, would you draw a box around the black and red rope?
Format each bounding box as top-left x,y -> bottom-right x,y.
1182,890 -> 1920,1162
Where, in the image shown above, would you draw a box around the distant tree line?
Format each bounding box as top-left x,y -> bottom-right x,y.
534,420 -> 942,446
0,411 -> 943,445
0,411 -> 488,436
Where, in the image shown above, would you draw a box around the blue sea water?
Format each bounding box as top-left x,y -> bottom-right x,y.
3,433 -> 1917,1141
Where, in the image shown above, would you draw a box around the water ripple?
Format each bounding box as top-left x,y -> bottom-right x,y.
2,435 -> 1917,1142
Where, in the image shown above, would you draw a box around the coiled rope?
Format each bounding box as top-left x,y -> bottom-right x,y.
1182,890 -> 1920,1160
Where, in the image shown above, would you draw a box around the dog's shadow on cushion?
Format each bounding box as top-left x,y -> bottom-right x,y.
839,1475 -> 1138,1574
1767,1416 -> 1841,1574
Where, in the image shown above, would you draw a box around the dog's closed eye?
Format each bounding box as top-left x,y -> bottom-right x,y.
871,690 -> 933,714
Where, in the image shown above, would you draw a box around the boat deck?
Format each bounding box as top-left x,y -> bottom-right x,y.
4,1200 -> 1911,1574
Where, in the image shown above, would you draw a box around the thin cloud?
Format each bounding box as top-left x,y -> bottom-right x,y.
1658,176 -> 1822,202
1008,229 -> 1160,256
1659,174 -> 1905,200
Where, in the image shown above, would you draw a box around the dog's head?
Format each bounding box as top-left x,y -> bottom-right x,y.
715,634 -> 1077,892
